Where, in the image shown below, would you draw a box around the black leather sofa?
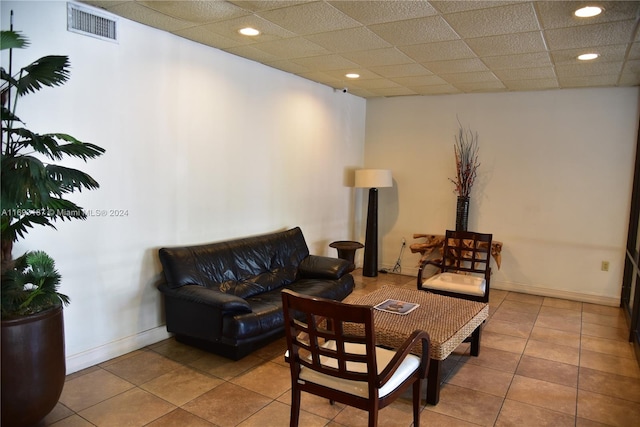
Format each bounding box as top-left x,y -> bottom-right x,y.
157,227 -> 355,359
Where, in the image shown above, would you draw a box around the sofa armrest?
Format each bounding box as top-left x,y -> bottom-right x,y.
158,282 -> 252,314
298,255 -> 354,280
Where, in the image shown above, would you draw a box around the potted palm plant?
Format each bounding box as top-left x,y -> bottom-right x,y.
1,29 -> 105,426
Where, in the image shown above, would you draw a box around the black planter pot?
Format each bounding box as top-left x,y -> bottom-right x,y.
456,196 -> 470,231
1,305 -> 66,427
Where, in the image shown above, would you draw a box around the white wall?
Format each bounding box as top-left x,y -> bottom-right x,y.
2,1 -> 366,373
365,88 -> 638,305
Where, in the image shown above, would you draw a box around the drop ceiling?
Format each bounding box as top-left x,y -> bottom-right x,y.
82,0 -> 640,98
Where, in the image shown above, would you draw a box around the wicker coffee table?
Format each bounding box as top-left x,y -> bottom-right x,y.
344,286 -> 489,405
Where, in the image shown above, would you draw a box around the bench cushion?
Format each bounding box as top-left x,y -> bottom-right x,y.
422,272 -> 485,297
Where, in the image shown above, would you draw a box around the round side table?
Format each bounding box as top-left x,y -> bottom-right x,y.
329,241 -> 364,263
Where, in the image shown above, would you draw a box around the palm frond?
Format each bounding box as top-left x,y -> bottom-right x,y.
1,105 -> 22,123
46,164 -> 101,192
17,55 -> 70,96
7,214 -> 55,242
6,128 -> 62,159
0,30 -> 29,51
47,134 -> 106,160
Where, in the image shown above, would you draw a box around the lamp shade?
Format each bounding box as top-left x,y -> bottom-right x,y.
354,169 -> 392,188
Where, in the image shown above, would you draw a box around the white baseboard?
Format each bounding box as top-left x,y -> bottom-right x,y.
66,326 -> 171,374
491,280 -> 620,307
381,266 -> 620,307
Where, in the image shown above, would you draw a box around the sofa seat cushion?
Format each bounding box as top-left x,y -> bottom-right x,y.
222,294 -> 284,341
221,277 -> 354,341
286,278 -> 353,302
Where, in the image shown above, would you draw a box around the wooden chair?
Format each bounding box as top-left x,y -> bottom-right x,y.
281,289 -> 430,427
417,229 -> 492,355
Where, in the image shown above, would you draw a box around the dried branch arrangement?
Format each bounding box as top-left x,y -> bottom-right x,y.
449,121 -> 480,198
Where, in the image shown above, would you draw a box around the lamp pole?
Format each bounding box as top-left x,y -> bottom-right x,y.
362,187 -> 379,276
355,169 -> 392,277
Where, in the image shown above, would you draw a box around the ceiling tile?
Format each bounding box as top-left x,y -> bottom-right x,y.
466,31 -> 547,56
347,87 -> 377,97
368,15 -> 460,46
341,48 -> 414,67
290,54 -> 360,71
263,59 -> 311,74
399,39 -> 477,62
368,86 -> 419,97
412,84 -> 460,95
545,20 -> 637,51
536,1 -> 640,29
350,78 -> 404,90
550,44 -> 629,65
555,61 -> 624,78
493,66 -> 557,81
250,37 -> 330,58
620,66 -> 640,85
623,59 -> 640,75
629,42 -> 640,60
198,15 -> 296,43
504,78 -> 559,91
559,75 -> 620,88
224,45 -> 281,63
321,68 -> 383,81
422,58 -> 489,74
138,0 -> 249,23
81,0 -> 640,98
430,1 -> 525,14
103,2 -> 194,31
329,0 -> 437,25
295,70 -> 345,87
228,1 -> 313,12
174,26 -> 243,49
482,52 -> 552,70
444,2 -> 540,38
369,63 -> 433,78
305,27 -> 392,53
391,74 -> 450,87
453,80 -> 506,92
257,1 -> 361,35
441,71 -> 501,84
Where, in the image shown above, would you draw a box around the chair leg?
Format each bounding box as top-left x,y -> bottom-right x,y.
470,325 -> 482,357
413,378 -> 421,426
290,387 -> 301,427
368,410 -> 378,427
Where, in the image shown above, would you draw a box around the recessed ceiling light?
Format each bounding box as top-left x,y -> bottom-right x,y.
238,27 -> 260,36
345,73 -> 360,79
578,53 -> 599,61
575,6 -> 603,18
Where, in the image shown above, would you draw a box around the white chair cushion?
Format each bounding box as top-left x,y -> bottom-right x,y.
295,341 -> 420,398
422,272 -> 486,297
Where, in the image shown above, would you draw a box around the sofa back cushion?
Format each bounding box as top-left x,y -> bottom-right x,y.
159,227 -> 310,298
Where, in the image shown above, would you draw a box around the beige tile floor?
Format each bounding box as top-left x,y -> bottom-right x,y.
39,269 -> 640,427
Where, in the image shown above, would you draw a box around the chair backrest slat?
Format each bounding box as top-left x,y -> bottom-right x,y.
442,230 -> 492,275
282,289 -> 377,384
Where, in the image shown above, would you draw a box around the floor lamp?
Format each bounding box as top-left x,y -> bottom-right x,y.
355,169 -> 393,277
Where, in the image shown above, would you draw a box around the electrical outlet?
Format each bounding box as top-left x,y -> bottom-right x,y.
601,261 -> 610,272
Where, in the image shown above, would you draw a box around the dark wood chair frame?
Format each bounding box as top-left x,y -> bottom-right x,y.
282,289 -> 431,427
417,229 -> 492,357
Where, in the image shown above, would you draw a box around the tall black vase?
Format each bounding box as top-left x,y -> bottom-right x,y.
456,196 -> 470,231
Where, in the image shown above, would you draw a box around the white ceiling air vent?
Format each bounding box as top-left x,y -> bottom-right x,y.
67,2 -> 118,43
